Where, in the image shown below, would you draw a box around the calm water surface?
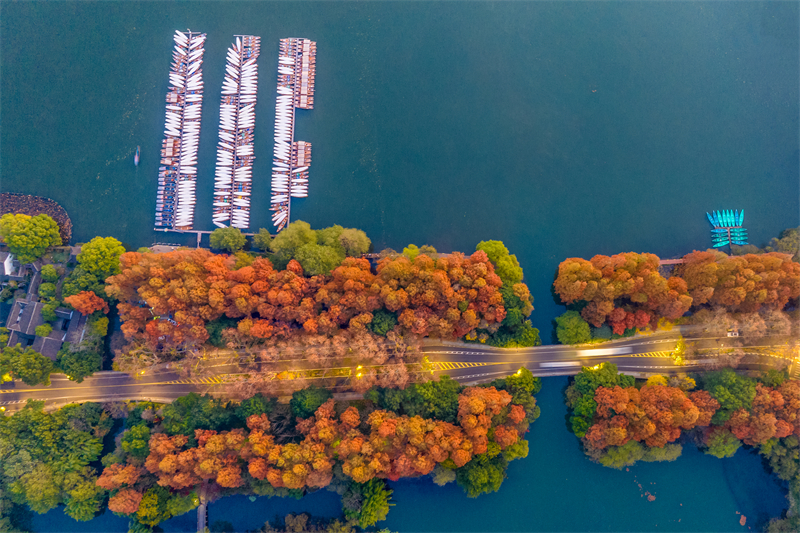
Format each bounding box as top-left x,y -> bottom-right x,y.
4,1 -> 798,531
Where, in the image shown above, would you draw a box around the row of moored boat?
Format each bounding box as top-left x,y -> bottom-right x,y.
155,32 -> 316,232
212,36 -> 260,229
270,38 -> 316,231
156,30 -> 206,229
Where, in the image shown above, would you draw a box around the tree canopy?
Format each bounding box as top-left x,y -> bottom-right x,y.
253,229 -> 272,251
702,368 -> 757,424
62,266 -> 107,302
56,343 -> 102,383
291,386 -> 333,419
476,240 -> 523,286
0,401 -> 110,521
0,213 -> 62,264
0,345 -> 55,385
555,310 -> 591,345
295,243 -> 345,276
77,237 -> 126,280
210,227 -> 247,253
40,264 -> 59,282
269,221 -> 318,260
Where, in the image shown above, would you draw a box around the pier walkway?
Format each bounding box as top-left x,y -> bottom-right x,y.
154,30 -> 206,231
270,38 -> 316,231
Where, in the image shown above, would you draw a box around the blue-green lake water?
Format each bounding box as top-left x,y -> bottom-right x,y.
3,1 -> 799,531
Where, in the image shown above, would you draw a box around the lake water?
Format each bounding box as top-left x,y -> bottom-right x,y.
4,1 -> 798,531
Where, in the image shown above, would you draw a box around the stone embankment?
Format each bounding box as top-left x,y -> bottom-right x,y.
0,193 -> 72,244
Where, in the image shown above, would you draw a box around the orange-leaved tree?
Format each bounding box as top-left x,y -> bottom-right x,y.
64,290 -> 109,315
675,251 -> 800,313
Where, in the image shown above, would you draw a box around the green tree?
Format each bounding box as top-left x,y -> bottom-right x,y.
368,309 -> 397,336
316,224 -> 345,252
209,227 -> 247,253
290,386 -> 333,419
0,213 -> 62,264
761,436 -> 800,482
90,316 -> 109,337
233,251 -> 254,270
591,324 -> 613,340
476,240 -> 523,285
765,226 -> 800,261
0,345 -> 55,385
62,266 -> 105,301
166,491 -> 198,518
555,310 -> 591,344
76,236 -> 126,280
343,479 -> 393,529
40,264 -> 60,282
34,324 -> 52,338
121,425 -> 152,459
269,220 -> 317,261
402,244 -> 420,261
37,282 -> 56,299
598,441 -> 646,469
338,228 -> 371,257
136,486 -> 171,527
40,298 -> 60,322
490,368 -> 541,422
705,430 -> 742,459
456,453 -> 507,498
702,368 -> 757,424
235,393 -> 275,422
356,479 -> 393,528
431,465 -> 456,486
160,393 -> 237,440
252,228 -> 272,251
366,377 -> 464,423
572,363 -> 635,396
62,469 -> 104,521
0,401 -> 105,518
205,317 -> 238,347
760,369 -> 788,388
502,439 -> 529,462
57,343 -> 102,383
295,243 -> 344,276
642,443 -> 682,462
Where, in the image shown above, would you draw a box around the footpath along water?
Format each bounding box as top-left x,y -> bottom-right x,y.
4,1 -> 798,531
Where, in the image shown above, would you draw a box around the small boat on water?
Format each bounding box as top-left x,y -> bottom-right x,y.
134,146 -> 140,166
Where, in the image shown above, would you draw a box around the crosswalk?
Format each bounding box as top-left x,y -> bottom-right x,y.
630,351 -> 674,358
430,362 -> 492,371
164,376 -> 226,385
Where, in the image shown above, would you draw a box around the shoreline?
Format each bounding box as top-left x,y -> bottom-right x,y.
0,192 -> 72,245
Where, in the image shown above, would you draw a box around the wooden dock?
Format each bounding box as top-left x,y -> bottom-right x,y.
155,228 -> 267,247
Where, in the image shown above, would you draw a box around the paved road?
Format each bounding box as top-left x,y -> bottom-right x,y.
0,330 -> 794,412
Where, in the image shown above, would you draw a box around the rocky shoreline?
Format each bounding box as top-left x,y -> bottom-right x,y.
1,193 -> 72,244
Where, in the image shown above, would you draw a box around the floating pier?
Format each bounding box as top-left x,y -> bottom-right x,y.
212,35 -> 261,230
706,209 -> 748,248
154,30 -> 206,231
271,38 -> 316,231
